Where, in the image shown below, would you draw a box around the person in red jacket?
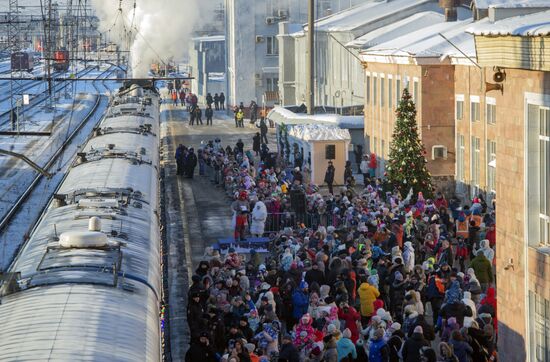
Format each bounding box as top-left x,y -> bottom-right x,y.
434,192 -> 448,210
337,302 -> 361,343
368,153 -> 377,178
486,223 -> 496,248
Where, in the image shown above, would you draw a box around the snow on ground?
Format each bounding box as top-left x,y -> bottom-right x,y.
0,70 -> 121,270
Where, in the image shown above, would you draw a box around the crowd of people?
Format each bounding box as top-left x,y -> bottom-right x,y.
184,135 -> 498,362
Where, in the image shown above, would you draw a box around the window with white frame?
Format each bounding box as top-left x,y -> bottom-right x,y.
456,94 -> 464,120
471,136 -> 480,189
266,36 -> 279,55
266,77 -> 279,91
470,96 -> 480,122
487,140 -> 496,193
529,291 -> 550,362
380,76 -> 385,107
540,108 -> 549,245
457,134 -> 465,182
527,104 -> 550,246
486,97 -> 496,124
388,77 -> 393,109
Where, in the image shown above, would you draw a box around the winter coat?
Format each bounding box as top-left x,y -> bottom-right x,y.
336,337 -> 357,362
292,289 -> 309,319
360,160 -> 369,174
185,341 -> 217,362
337,306 -> 361,343
253,134 -> 261,152
250,201 -> 267,235
358,282 -> 380,316
403,241 -> 415,273
401,332 -> 430,362
469,254 -> 493,284
324,165 -> 335,184
368,338 -> 388,362
449,338 -> 473,362
279,342 -> 300,362
324,340 -> 338,362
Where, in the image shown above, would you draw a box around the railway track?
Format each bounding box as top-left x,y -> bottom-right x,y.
0,66 -> 116,235
0,67 -> 96,129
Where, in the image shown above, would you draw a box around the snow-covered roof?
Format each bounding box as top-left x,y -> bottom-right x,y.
268,107 -> 363,130
192,35 -> 225,42
474,0 -> 550,9
361,14 -> 480,60
306,0 -> 435,35
467,10 -> 550,36
288,124 -> 351,142
347,11 -> 446,49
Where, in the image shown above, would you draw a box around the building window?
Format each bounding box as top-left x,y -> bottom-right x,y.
388,78 -> 393,109
396,78 -> 401,105
266,36 -> 279,55
413,79 -> 419,104
366,75 -> 371,104
487,97 -> 496,124
529,291 -> 550,362
266,77 -> 279,92
528,105 -> 550,246
457,135 -> 465,182
380,77 -> 385,107
470,96 -> 480,122
487,140 -> 496,193
471,136 -> 480,189
456,95 -> 464,120
540,108 -> 550,245
373,75 -> 378,106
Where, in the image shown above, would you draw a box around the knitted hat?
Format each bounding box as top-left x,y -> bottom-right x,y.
389,322 -> 401,332
343,328 -> 352,339
414,326 -> 424,334
327,324 -> 337,334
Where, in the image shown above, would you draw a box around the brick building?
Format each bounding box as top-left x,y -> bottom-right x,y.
359,2 -> 474,193
468,10 -> 550,361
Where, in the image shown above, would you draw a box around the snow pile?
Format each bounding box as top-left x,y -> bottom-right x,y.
91,0 -> 220,77
288,124 -> 351,142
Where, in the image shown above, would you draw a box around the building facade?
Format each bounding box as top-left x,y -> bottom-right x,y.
225,0 -> 360,110
468,10 -> 550,361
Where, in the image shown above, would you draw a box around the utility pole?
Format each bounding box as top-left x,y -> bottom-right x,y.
306,0 -> 315,115
8,0 -> 20,131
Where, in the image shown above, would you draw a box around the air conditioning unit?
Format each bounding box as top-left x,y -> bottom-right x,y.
432,145 -> 448,160
255,73 -> 262,80
255,35 -> 265,43
277,9 -> 288,19
266,17 -> 276,25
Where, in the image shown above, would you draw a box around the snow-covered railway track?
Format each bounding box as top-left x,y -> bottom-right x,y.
0,67 -> 116,240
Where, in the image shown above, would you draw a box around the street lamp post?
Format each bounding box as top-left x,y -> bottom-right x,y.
306,0 -> 314,115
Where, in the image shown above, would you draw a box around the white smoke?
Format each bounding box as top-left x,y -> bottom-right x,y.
91,0 -> 220,77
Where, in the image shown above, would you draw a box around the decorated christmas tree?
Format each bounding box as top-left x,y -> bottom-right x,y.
385,88 -> 433,198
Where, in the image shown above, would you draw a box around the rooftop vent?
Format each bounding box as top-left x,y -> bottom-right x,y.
439,0 -> 458,21
59,217 -> 108,248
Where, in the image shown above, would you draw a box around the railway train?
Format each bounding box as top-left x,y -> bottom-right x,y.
53,49 -> 70,72
0,81 -> 163,361
11,51 -> 34,72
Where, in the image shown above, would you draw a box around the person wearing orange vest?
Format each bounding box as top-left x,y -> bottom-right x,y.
456,213 -> 469,239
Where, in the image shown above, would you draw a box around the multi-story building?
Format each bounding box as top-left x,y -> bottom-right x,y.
278,0 -> 441,111
358,1 -> 473,192
467,10 -> 550,361
225,0 -> 361,110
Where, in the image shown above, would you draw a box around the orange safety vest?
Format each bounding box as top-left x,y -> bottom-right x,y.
471,214 -> 482,227
456,220 -> 469,238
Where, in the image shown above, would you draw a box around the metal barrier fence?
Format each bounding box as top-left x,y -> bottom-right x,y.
249,211 -> 341,233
